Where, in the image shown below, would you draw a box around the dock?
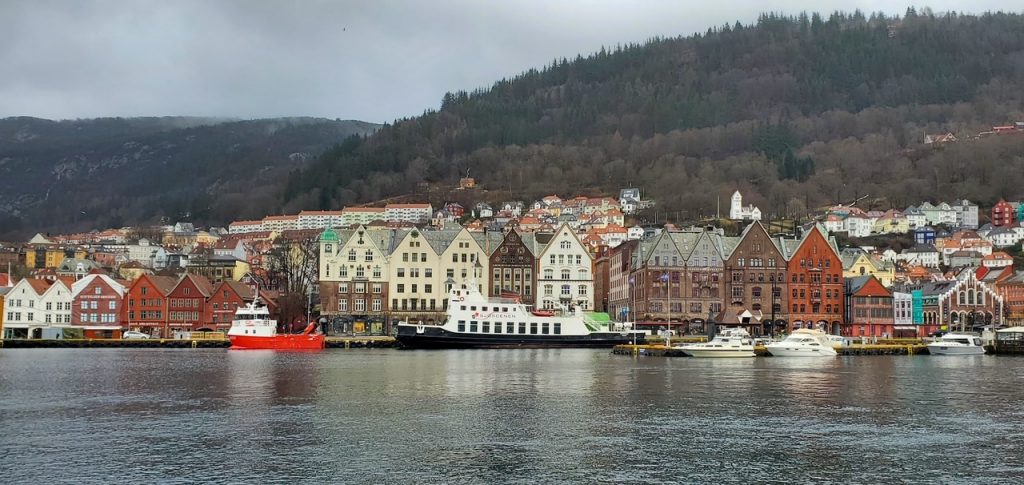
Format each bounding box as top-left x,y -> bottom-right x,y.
613,343 -> 929,357
325,336 -> 397,348
1,338 -> 230,348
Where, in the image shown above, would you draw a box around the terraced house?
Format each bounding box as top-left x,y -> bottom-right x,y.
537,224 -> 593,310
724,222 -> 787,336
318,226 -> 393,334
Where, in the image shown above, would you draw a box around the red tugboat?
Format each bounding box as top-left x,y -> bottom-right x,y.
227,297 -> 325,350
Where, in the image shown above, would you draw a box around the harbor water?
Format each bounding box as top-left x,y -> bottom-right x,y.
1,349 -> 1023,483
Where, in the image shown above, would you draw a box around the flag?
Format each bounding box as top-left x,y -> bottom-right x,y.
628,276 -> 635,285
659,272 -> 670,282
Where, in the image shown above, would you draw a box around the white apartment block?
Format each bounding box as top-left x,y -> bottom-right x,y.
262,215 -> 299,232
298,211 -> 346,230
342,208 -> 387,226
537,225 -> 594,310
385,204 -> 433,224
228,220 -> 265,234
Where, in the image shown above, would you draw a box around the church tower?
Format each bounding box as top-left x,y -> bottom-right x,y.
729,191 -> 743,219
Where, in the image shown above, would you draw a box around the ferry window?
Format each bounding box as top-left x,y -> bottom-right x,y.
471,306 -> 476,311
530,322 -> 538,335
470,321 -> 478,332
458,320 -> 465,332
554,323 -> 561,334
461,306 -> 466,310
482,306 -> 488,311
482,322 -> 490,333
507,322 -> 514,334
519,322 -> 526,334
502,307 -> 508,312
494,323 -> 502,334
542,323 -> 550,335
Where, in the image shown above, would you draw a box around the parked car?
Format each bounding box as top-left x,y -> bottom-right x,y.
122,331 -> 150,340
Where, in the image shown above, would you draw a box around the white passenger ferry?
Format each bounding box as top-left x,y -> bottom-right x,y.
395,282 -> 647,348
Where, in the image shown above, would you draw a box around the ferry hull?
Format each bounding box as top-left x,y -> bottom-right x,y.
229,334 -> 325,350
396,325 -> 643,349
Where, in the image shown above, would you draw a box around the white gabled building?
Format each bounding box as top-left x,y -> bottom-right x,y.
2,278 -> 73,338
728,191 -> 761,221
537,224 -> 594,310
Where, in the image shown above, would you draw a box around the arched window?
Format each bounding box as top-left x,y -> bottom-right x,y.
958,291 -> 965,305
543,269 -> 553,280
578,269 -> 588,280
977,291 -> 984,305
968,291 -> 975,305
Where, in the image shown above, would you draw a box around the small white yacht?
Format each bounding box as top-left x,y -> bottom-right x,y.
765,329 -> 838,357
675,328 -> 755,358
927,332 -> 986,355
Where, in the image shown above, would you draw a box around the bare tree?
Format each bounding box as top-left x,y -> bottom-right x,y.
264,233 -> 319,297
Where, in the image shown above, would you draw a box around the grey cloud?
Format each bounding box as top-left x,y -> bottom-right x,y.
1,0 -> 1021,122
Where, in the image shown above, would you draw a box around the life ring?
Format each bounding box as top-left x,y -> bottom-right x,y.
459,296 -> 465,302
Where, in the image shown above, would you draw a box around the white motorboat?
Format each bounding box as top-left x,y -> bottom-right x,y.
927,332 -> 986,355
765,329 -> 838,357
675,328 -> 755,358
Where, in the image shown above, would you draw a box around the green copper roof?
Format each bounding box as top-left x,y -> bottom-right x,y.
320,227 -> 339,242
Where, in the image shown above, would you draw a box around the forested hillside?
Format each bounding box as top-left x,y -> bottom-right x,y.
287,10 -> 1024,221
0,117 -> 379,238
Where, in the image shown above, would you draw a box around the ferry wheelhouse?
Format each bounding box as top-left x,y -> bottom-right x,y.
395,282 -> 647,348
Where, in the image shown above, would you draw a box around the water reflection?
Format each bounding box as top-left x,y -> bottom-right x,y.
3,349 -> 1024,483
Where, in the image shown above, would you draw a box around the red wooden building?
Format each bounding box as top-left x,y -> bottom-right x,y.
843,275 -> 894,337
122,275 -> 177,337
71,274 -> 127,338
784,225 -> 844,334
992,199 -> 1015,227
166,274 -> 215,333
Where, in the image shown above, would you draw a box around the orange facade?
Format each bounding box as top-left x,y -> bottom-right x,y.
786,228 -> 844,333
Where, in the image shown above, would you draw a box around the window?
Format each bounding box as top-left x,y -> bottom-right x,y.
458,320 -> 466,332
425,284 -> 433,294
81,301 -> 88,310
372,284 -> 382,294
470,321 -> 478,332
109,301 -> 116,309
354,299 -> 365,312
397,284 -> 405,293
365,250 -> 373,262
561,285 -> 571,296
411,284 -> 418,293
349,249 -> 357,262
554,323 -> 561,334
94,287 -> 101,295
544,269 -> 553,280
530,322 -> 538,334
542,323 -> 550,334
373,266 -> 381,278
561,270 -> 570,280
425,268 -> 432,278
578,285 -> 587,296
519,322 -> 526,334
482,322 -> 491,333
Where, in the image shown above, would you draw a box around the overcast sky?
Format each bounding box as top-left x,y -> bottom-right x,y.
1,1 -> 1020,123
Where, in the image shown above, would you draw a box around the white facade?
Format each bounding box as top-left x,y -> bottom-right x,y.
898,248 -> 941,268
389,230 -> 442,315
728,191 -> 762,221
229,220 -> 265,234
904,208 -> 927,229
920,202 -> 957,226
385,204 -> 432,224
440,228 -> 488,298
342,208 -> 387,226
846,216 -> 874,238
627,226 -> 645,240
263,216 -> 299,232
3,279 -> 73,336
952,200 -> 979,229
985,229 -> 1023,248
127,238 -> 160,266
537,225 -> 594,310
474,203 -> 493,219
893,292 -> 913,326
298,211 -> 346,230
